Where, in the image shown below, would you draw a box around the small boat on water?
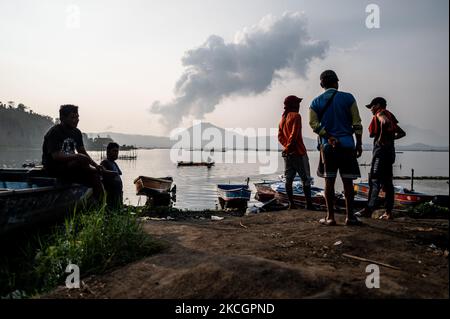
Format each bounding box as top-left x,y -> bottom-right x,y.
0,168 -> 92,236
217,179 -> 251,209
177,161 -> 215,168
354,182 -> 434,207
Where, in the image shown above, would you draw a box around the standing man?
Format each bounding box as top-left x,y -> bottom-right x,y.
278,95 -> 316,210
101,142 -> 124,210
309,70 -> 363,226
42,104 -> 105,200
356,97 -> 406,220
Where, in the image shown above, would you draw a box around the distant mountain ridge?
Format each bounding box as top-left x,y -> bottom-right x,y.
90,122 -> 448,151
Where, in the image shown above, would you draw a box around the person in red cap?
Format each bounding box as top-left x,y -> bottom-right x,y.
356,97 -> 406,220
278,95 -> 316,210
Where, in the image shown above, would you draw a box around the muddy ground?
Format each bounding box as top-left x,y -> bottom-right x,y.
46,209 -> 448,299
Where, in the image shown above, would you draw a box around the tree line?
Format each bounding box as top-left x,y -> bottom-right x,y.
0,101 -> 54,149
0,101 -> 117,150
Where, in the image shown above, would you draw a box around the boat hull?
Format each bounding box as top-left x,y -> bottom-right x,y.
217,184 -> 251,209
354,182 -> 434,207
177,162 -> 214,168
134,176 -> 173,196
254,182 -> 277,202
0,169 -> 92,236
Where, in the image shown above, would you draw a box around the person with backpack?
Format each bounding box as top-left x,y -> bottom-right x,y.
309,70 -> 363,226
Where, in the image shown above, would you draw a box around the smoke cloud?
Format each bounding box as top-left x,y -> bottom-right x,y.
151,12 -> 329,129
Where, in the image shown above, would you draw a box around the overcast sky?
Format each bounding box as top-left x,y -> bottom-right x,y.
0,0 -> 448,144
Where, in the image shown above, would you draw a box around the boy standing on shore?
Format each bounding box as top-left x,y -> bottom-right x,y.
101,142 -> 123,209
356,97 -> 406,220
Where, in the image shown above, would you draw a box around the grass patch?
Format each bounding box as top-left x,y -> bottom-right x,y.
0,205 -> 164,298
407,202 -> 449,218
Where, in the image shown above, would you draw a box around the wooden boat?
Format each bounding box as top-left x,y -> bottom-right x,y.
217,183 -> 251,209
254,180 -> 278,202
133,176 -> 173,196
354,182 -> 434,207
0,168 -> 92,237
271,181 -> 327,208
272,181 -> 367,210
177,161 -> 214,168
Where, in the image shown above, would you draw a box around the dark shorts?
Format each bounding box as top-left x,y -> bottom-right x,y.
284,154 -> 312,186
46,161 -> 98,185
317,145 -> 361,180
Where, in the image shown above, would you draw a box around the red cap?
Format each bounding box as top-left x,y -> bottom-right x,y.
284,95 -> 303,107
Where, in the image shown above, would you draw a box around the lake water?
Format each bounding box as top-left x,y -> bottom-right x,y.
1,147 -> 448,210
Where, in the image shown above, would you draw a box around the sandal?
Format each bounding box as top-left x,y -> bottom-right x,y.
379,213 -> 393,220
319,218 -> 337,226
345,216 -> 363,226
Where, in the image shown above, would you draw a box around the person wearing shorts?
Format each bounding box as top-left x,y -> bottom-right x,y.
309,70 -> 363,226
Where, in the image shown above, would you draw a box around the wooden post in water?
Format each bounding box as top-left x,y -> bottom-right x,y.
411,169 -> 414,191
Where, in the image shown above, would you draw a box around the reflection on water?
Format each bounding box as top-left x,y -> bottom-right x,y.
1,147 -> 448,210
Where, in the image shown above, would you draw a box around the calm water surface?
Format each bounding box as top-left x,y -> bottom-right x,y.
1,148 -> 448,210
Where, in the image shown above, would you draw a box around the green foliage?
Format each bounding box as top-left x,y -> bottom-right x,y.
0,205 -> 163,298
407,202 -> 449,218
0,102 -> 54,148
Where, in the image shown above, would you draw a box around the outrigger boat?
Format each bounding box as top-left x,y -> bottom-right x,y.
354,182 -> 434,207
217,178 -> 251,209
177,161 -> 215,168
0,168 -> 92,237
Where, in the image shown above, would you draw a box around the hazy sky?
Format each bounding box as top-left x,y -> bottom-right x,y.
1,0 -> 448,144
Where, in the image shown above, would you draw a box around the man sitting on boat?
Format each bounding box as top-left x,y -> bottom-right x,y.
356,97 -> 406,220
101,142 -> 123,209
42,104 -> 105,200
278,95 -> 316,210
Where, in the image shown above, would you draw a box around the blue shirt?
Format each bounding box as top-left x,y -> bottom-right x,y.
310,89 -> 358,148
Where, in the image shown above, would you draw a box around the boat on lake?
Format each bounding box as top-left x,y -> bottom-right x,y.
133,176 -> 175,206
0,168 -> 92,236
177,161 -> 215,168
217,179 -> 251,209
354,182 -> 434,207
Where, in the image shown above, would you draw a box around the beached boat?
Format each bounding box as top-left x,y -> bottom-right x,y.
217,182 -> 251,209
271,181 -> 327,208
0,168 -> 92,236
272,181 -> 368,210
134,176 -> 173,196
177,161 -> 214,168
254,180 -> 278,202
354,182 -> 434,207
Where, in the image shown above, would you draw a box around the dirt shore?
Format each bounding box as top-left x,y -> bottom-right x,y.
46,209 -> 449,299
